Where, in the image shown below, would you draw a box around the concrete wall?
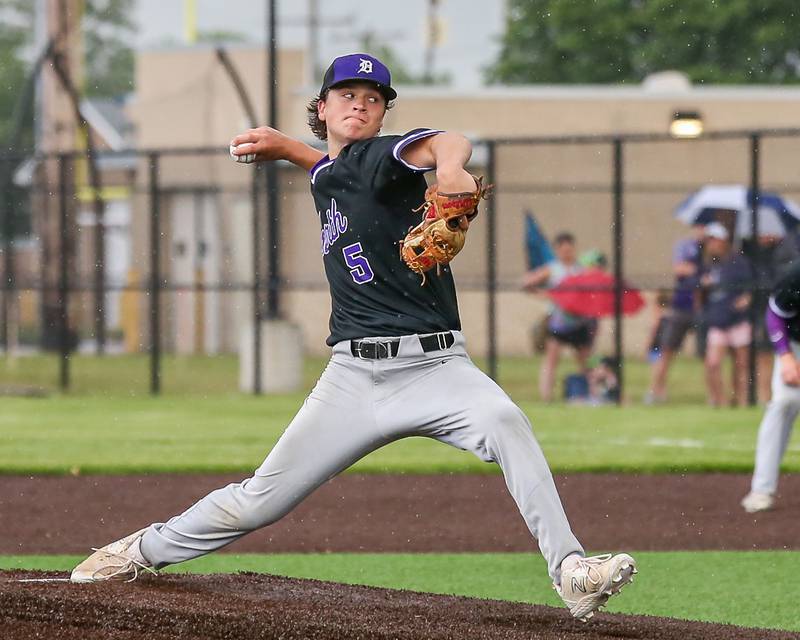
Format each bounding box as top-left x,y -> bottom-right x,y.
129,46 -> 800,356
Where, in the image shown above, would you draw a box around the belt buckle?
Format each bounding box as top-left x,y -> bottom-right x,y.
353,340 -> 396,359
436,332 -> 448,350
353,341 -> 367,359
377,340 -> 395,359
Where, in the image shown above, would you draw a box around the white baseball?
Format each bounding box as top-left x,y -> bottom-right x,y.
230,143 -> 256,164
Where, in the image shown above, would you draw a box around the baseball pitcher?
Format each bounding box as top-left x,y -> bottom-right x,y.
71,53 -> 637,622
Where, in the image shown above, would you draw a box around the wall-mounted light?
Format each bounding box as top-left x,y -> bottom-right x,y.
670,110 -> 704,138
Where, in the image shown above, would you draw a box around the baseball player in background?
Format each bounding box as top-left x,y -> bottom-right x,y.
71,53 -> 637,622
742,261 -> 800,513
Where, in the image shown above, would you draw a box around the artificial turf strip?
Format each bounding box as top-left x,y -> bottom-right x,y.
1,394 -> 797,475
3,551 -> 797,632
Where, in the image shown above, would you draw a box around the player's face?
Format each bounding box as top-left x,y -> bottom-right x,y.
319,84 -> 386,145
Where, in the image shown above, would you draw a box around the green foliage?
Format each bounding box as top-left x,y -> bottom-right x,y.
83,0 -> 136,97
0,0 -> 135,110
487,0 -> 800,84
3,551 -> 799,631
0,1 -> 33,147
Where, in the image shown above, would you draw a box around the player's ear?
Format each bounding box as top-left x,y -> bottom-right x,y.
317,99 -> 326,122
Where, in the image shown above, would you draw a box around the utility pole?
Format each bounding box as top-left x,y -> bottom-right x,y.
307,0 -> 320,83
423,0 -> 441,83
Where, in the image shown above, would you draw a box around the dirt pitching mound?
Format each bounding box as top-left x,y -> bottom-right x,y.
2,570 -> 796,640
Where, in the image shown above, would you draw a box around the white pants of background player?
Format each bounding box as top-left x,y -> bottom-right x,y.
139,331 -> 584,583
751,341 -> 800,495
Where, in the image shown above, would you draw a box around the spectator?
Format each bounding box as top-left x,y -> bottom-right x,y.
701,223 -> 754,407
741,260 -> 800,512
645,289 -> 673,365
562,356 -> 619,405
588,356 -> 620,404
771,227 -> 800,276
747,234 -> 785,404
645,225 -> 704,404
523,232 -> 596,402
746,232 -> 800,403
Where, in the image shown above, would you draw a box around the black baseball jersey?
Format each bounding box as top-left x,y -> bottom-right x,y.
770,260 -> 800,343
309,128 -> 461,345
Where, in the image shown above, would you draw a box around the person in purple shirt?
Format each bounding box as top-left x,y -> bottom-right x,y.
645,224 -> 704,403
741,260 -> 800,512
700,223 -> 754,407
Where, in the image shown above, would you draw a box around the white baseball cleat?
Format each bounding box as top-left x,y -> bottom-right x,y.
741,491 -> 774,513
70,528 -> 157,583
555,553 -> 637,622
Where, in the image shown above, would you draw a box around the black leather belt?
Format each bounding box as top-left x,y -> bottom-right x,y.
350,331 -> 455,360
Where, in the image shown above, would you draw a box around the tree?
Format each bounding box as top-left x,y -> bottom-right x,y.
0,1 -> 34,147
83,0 -> 136,97
0,0 -> 135,242
0,0 -> 136,109
486,0 -> 800,85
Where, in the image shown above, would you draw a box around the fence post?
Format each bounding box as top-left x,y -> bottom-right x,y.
0,156 -> 11,352
265,167 -> 281,321
747,134 -> 761,407
252,165 -> 262,394
93,167 -> 106,356
265,0 -> 281,319
58,153 -> 71,391
612,138 -> 624,404
486,140 -> 498,381
149,152 -> 161,395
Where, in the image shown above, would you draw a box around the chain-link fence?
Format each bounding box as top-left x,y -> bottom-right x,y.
2,128 -> 800,400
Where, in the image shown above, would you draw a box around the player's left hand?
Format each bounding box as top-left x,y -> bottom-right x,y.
434,166 -> 484,230
229,126 -> 292,164
400,173 -> 491,283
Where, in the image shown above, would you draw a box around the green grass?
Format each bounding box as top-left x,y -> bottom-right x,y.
3,551 -> 796,632
0,352 -> 724,404
1,353 -> 796,475
0,393 -> 792,474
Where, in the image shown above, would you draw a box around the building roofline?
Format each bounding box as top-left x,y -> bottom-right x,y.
79,99 -> 126,150
138,42 -> 305,55
294,83 -> 800,101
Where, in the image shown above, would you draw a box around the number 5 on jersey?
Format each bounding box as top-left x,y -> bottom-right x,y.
342,242 -> 374,284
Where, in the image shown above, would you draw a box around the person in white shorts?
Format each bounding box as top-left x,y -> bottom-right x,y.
700,223 -> 754,407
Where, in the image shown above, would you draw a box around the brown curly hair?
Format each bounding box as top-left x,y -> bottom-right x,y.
306,88 -> 395,141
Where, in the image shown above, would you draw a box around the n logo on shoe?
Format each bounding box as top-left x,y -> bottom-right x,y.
571,576 -> 587,593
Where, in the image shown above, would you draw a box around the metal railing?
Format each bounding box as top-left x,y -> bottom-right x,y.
2,127 -> 800,402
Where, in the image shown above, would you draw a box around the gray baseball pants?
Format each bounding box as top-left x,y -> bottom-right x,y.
751,343 -> 799,495
140,331 -> 584,582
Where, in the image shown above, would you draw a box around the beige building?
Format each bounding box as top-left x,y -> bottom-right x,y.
127,45 -> 800,357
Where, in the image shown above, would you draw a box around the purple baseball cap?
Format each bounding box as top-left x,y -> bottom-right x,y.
320,53 -> 397,100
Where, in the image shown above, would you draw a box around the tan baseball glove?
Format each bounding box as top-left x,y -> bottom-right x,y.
399,175 -> 491,284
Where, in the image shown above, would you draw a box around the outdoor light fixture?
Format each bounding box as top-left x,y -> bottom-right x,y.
670,111 -> 704,138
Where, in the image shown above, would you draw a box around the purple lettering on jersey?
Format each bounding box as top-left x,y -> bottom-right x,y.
320,198 -> 349,255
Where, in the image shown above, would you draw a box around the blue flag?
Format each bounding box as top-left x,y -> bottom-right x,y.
525,211 -> 554,269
